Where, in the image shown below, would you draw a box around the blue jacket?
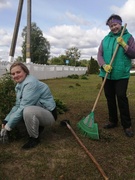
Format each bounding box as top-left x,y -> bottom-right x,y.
5,75 -> 56,128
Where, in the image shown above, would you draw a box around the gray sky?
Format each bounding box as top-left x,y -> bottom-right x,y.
0,0 -> 135,61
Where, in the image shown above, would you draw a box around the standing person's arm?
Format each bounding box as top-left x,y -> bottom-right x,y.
126,36 -> 135,58
117,36 -> 135,58
97,41 -> 112,73
97,41 -> 106,67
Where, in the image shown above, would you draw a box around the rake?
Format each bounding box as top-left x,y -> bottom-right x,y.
61,120 -> 109,180
77,23 -> 127,140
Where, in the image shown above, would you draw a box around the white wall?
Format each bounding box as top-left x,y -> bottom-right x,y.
0,61 -> 87,80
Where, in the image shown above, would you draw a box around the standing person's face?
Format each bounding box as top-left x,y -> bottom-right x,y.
10,65 -> 27,83
109,23 -> 121,34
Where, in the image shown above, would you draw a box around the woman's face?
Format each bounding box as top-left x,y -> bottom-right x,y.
10,65 -> 27,83
109,23 -> 121,34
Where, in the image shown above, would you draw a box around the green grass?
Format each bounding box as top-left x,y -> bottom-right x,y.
0,75 -> 135,180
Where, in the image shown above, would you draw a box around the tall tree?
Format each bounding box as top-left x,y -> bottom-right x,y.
22,22 -> 50,64
65,47 -> 81,66
88,57 -> 99,74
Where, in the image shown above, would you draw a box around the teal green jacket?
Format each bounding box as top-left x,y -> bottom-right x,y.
99,28 -> 132,80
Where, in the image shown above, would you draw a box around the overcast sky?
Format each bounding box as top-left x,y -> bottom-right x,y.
0,0 -> 135,61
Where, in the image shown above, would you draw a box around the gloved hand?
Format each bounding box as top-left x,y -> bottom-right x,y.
0,128 -> 7,137
117,37 -> 127,48
103,64 -> 112,73
0,128 -> 8,143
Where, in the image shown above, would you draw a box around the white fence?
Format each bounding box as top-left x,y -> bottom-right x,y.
0,61 -> 87,80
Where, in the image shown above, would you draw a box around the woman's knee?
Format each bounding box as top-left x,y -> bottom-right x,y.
23,106 -> 33,119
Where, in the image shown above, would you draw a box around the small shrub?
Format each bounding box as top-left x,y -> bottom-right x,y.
69,85 -> 74,88
55,98 -> 68,114
75,83 -> 81,86
67,74 -> 79,79
0,72 -> 16,123
81,74 -> 88,80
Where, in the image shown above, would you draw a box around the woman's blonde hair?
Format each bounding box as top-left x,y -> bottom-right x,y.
10,62 -> 30,75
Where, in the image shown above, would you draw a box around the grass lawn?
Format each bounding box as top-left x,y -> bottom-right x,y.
0,74 -> 135,180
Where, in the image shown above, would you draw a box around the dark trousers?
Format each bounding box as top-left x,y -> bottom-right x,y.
103,78 -> 131,129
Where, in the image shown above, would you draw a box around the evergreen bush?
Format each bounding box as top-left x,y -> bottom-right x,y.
0,73 -> 16,123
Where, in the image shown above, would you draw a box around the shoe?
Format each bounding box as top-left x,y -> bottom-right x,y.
103,122 -> 117,129
124,127 -> 134,137
22,137 -> 40,149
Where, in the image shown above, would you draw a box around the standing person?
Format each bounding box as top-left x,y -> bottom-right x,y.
0,62 -> 57,149
97,14 -> 135,137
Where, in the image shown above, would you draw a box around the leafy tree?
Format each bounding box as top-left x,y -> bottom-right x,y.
15,56 -> 23,62
75,59 -> 89,67
50,55 -> 67,65
79,59 -> 89,67
65,47 -> 81,66
87,57 -> 99,74
49,57 -> 62,65
49,55 -> 88,67
22,22 -> 50,64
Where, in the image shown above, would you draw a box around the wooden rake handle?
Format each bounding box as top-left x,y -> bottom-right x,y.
66,122 -> 109,180
92,23 -> 127,112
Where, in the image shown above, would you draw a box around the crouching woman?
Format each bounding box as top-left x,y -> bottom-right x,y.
1,62 -> 57,149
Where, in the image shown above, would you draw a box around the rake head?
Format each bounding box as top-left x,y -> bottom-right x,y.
77,112 -> 99,140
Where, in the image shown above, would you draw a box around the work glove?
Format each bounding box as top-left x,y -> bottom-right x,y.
117,37 -> 127,48
0,128 -> 7,137
0,128 -> 8,143
103,64 -> 112,73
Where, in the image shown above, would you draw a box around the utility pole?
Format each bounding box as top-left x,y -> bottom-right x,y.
8,0 -> 24,62
26,0 -> 31,63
